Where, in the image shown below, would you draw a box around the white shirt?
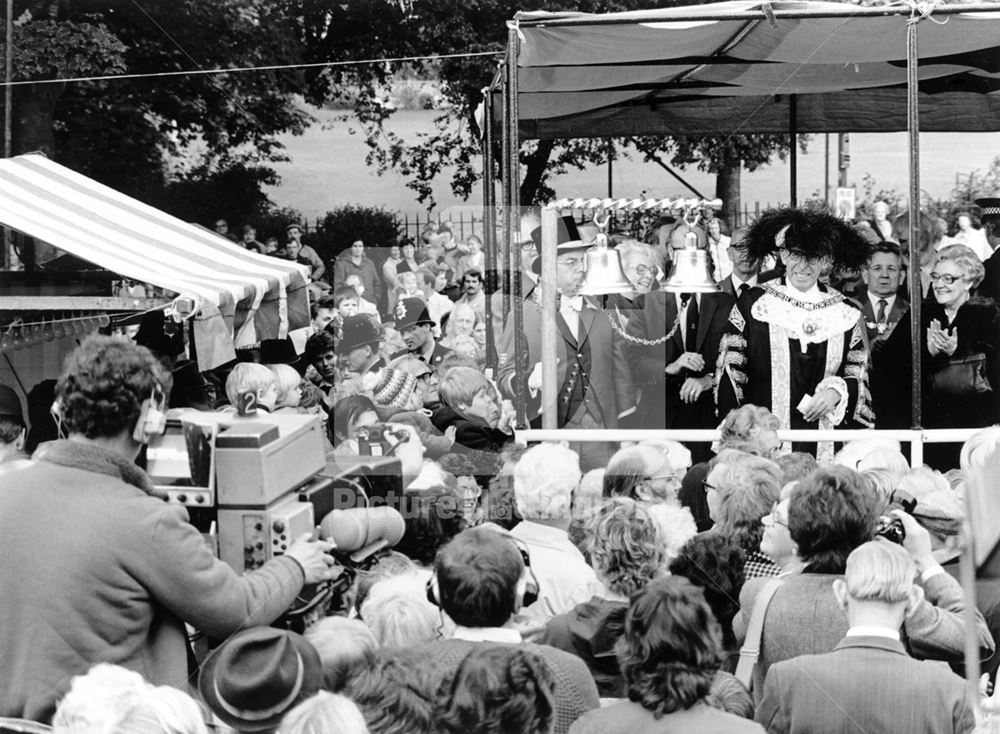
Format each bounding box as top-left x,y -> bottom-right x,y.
559,295 -> 582,340
941,228 -> 992,261
846,625 -> 900,641
451,625 -> 522,643
866,292 -> 897,321
731,274 -> 758,295
509,521 -> 596,622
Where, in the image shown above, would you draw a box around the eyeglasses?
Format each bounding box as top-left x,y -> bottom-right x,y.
520,241 -> 537,251
702,480 -> 717,493
633,264 -> 660,278
762,503 -> 788,528
929,272 -> 962,285
646,471 -> 681,484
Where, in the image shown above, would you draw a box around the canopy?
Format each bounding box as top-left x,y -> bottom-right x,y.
506,0 -> 1000,139
0,154 -> 311,369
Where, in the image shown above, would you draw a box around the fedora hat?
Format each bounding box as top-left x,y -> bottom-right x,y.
199,628 -> 322,732
394,297 -> 435,331
336,315 -> 381,355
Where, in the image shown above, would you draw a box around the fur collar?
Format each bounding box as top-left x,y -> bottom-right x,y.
34,439 -> 166,500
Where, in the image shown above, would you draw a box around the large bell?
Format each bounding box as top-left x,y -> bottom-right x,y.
576,239 -> 633,296
663,246 -> 721,293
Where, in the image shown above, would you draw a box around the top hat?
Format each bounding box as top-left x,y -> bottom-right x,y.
0,384 -> 23,422
529,215 -> 587,251
976,197 -> 1000,220
259,338 -> 299,366
394,297 -> 435,331
336,315 -> 381,354
199,628 -> 322,732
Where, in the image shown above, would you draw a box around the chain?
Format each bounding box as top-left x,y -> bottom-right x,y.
606,306 -> 682,345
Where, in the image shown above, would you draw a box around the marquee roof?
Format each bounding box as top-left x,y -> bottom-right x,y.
506,1 -> 1000,139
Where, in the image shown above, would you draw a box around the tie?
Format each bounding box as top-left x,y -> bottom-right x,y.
684,293 -> 699,350
876,298 -> 888,324
738,282 -> 749,298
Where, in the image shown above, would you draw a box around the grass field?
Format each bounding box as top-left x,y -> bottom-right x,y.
266,104 -> 1000,220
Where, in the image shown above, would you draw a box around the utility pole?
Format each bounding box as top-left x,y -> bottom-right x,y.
838,132 -> 850,188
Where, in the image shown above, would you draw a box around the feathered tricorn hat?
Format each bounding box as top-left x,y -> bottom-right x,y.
744,208 -> 869,271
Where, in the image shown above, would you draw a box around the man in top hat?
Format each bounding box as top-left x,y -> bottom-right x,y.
496,215 -> 632,472
391,296 -> 453,369
976,196 -> 1000,302
624,244 -> 735,447
0,385 -> 30,476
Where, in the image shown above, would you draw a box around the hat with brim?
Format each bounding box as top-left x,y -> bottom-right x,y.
199,628 -> 322,732
388,354 -> 433,378
336,315 -> 381,354
394,297 -> 435,331
529,215 -> 586,251
976,197 -> 1000,219
259,338 -> 300,366
0,385 -> 23,421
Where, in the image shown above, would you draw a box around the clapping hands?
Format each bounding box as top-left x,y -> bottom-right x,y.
927,319 -> 958,357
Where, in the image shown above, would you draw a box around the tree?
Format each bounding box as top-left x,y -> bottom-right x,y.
295,0 -> 806,218
2,0 -> 311,218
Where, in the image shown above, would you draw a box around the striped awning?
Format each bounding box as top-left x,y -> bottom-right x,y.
0,154 -> 312,369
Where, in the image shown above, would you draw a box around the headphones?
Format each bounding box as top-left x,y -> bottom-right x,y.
426,537 -> 540,611
132,385 -> 168,444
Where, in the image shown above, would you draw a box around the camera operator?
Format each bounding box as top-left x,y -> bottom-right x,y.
0,335 -> 336,724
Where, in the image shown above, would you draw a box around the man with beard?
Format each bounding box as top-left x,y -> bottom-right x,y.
391,296 -> 453,369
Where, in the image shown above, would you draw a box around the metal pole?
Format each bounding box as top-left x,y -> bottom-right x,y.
824,133 -> 830,207
481,86 -> 498,372
500,71 -> 512,344
506,25 -> 527,426
540,207 -> 559,429
789,95 -> 798,208
4,0 -> 12,270
907,16 -> 922,430
606,138 -> 613,198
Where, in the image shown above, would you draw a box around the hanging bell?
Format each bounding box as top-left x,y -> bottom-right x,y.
576,238 -> 633,296
663,246 -> 720,293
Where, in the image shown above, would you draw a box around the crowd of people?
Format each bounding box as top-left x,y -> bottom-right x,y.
2,200 -> 1000,733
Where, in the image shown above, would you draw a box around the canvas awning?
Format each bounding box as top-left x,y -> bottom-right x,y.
504,0 -> 1000,139
0,154 -> 312,369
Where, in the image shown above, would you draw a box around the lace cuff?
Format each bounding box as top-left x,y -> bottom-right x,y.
816,376 -> 849,425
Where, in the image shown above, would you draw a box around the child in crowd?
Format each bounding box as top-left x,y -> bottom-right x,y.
269,364 -> 305,413
224,363 -> 278,414
431,366 -> 515,454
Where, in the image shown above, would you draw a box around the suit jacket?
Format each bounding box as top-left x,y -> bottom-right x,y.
718,275 -> 758,300
624,290 -> 735,429
735,571 -> 994,698
861,294 -> 913,428
496,296 -> 632,428
755,636 -> 974,734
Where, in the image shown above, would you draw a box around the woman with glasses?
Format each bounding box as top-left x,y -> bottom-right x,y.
716,208 -> 873,462
922,244 -> 1000,467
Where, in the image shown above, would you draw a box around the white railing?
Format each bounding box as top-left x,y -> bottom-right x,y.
515,428 -> 984,467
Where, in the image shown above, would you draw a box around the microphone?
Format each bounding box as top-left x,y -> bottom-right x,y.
319,507 -> 405,553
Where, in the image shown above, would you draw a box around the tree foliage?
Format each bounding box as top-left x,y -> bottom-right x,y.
2,0 -> 312,221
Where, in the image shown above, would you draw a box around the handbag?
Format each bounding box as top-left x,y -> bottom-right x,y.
930,353 -> 993,396
734,577 -> 784,690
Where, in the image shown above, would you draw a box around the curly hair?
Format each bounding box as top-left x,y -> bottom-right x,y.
305,330 -> 337,362
788,465 -> 878,574
933,244 -> 986,289
616,576 -> 722,717
669,533 -> 746,652
708,452 -> 782,556
586,497 -> 665,597
395,488 -> 468,567
438,646 -> 554,734
346,648 -> 437,734
718,405 -> 781,455
55,335 -> 166,440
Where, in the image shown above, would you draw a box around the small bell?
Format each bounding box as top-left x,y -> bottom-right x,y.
663,246 -> 720,293
577,239 -> 633,296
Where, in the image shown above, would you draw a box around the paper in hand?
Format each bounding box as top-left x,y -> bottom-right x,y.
797,394 -> 813,416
